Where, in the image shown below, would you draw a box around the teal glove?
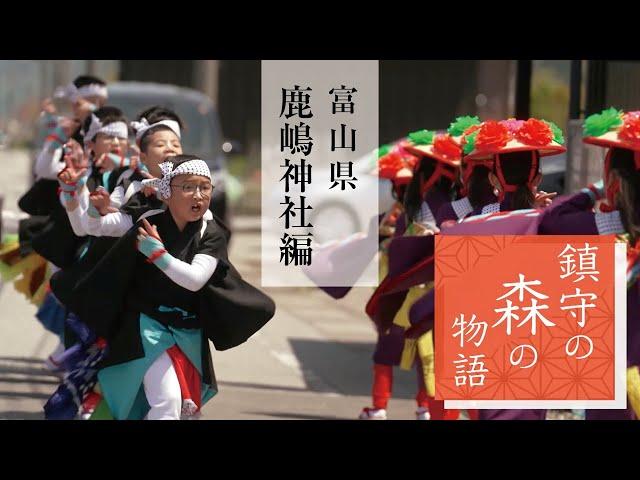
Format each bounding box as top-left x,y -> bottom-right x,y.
106,153 -> 132,169
58,178 -> 76,203
46,125 -> 69,150
137,234 -> 169,270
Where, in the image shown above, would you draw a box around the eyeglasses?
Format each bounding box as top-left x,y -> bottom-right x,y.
171,182 -> 214,197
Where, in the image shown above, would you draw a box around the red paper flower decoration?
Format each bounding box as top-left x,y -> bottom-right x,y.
378,152 -> 405,180
475,121 -> 510,152
618,113 -> 640,145
433,134 -> 462,159
515,118 -> 553,146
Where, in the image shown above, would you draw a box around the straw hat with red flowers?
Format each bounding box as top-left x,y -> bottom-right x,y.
456,117 -> 566,202
582,107 -> 640,212
583,107 -> 640,170
402,129 -> 463,167
447,116 -> 494,195
462,117 -> 566,161
400,128 -> 463,197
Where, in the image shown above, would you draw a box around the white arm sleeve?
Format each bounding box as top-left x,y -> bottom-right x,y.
61,184 -> 92,237
83,211 -> 134,238
34,144 -> 64,180
109,185 -> 125,209
63,193 -> 89,237
159,253 -> 219,292
78,184 -> 90,212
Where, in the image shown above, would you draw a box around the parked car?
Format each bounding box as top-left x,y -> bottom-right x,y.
307,150 -> 395,243
268,147 -> 396,244
107,82 -> 231,226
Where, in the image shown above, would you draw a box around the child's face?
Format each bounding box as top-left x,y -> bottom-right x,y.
88,131 -> 128,159
141,130 -> 183,177
85,95 -> 107,109
167,174 -> 212,226
72,96 -> 104,122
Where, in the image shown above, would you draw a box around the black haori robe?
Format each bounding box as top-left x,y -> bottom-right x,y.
50,209 -> 276,413
23,167 -> 129,269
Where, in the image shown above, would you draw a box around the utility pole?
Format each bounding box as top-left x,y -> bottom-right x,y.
87,60 -> 96,76
569,60 -> 582,120
194,60 -> 220,104
515,60 -> 532,119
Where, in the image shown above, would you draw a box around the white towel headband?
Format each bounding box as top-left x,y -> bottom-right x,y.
140,159 -> 211,199
54,83 -> 108,103
130,117 -> 181,143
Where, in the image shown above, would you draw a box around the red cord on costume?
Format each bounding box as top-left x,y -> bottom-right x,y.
461,159 -> 494,197
46,134 -> 65,145
493,152 -> 539,202
420,162 -> 457,198
146,249 -> 167,264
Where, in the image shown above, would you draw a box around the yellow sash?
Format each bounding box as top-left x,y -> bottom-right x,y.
417,330 -> 436,396
395,283 -> 432,370
627,366 -> 640,419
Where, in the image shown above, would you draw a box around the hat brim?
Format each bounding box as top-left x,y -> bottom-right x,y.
371,167 -> 414,184
394,168 -> 413,184
465,140 -> 566,161
402,144 -> 461,167
583,131 -> 640,152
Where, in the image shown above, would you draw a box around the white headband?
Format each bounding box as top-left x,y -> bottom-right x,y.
54,82 -> 108,103
130,118 -> 181,142
83,114 -> 128,145
141,159 -> 211,200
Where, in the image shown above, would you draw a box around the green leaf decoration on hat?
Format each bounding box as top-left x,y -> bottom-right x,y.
463,130 -> 478,155
542,119 -> 565,145
447,116 -> 481,137
377,144 -> 392,158
408,129 -> 435,145
583,107 -> 624,137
